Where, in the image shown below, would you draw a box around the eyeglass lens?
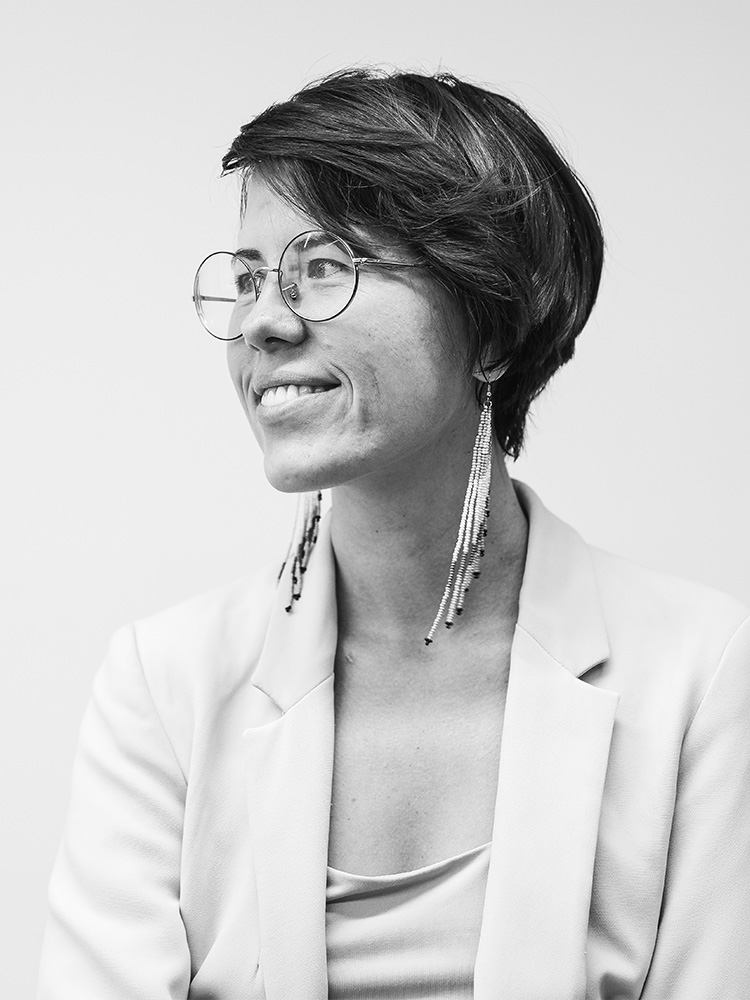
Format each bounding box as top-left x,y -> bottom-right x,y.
193,231 -> 358,340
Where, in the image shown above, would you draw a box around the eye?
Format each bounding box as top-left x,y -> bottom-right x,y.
232,262 -> 267,299
306,256 -> 353,280
233,271 -> 256,296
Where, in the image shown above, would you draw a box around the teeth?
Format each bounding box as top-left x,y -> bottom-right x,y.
259,384 -> 331,406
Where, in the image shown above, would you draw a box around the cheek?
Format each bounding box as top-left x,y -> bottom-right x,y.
226,341 -> 244,387
362,317 -> 467,411
347,344 -> 471,451
226,341 -> 253,402
226,344 -> 265,446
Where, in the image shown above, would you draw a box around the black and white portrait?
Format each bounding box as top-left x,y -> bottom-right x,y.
3,1 -> 748,997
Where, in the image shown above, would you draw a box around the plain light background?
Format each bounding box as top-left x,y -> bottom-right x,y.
2,0 -> 748,995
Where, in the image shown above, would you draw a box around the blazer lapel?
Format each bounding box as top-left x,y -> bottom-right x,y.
242,515 -> 337,1000
474,484 -> 620,999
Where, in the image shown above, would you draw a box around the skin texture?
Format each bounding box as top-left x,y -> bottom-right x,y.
228,176 -> 530,873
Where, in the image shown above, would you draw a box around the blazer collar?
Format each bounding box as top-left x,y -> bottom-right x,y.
248,513 -> 338,720
513,480 -> 610,678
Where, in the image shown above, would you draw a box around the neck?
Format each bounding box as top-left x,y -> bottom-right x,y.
329,440 -> 528,650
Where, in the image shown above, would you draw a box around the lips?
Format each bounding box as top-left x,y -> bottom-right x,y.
252,369 -> 342,408
259,383 -> 335,407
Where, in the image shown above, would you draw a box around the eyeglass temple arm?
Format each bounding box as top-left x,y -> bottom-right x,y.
353,258 -> 424,269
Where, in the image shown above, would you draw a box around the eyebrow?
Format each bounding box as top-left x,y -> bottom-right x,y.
297,233 -> 340,251
234,233 -> 343,261
234,247 -> 265,263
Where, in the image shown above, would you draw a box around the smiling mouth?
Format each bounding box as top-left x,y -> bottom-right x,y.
258,384 -> 337,407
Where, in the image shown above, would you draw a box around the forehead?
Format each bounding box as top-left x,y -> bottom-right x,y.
236,175 -> 317,256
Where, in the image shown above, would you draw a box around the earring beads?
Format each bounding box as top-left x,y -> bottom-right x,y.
424,381 -> 494,645
280,489 -> 323,612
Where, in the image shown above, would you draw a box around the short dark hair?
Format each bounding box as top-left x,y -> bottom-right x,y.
222,68 -> 604,458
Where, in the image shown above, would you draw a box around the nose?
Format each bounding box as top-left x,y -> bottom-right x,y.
239,273 -> 306,352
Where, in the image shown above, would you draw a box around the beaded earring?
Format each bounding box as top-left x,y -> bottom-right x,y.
280,489 -> 323,613
424,380 -> 494,645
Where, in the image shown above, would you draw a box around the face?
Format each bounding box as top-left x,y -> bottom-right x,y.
226,175 -> 481,494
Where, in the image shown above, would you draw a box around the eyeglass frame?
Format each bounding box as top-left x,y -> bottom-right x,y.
193,229 -> 426,340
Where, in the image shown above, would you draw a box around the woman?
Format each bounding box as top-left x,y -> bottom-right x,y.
38,69 -> 750,999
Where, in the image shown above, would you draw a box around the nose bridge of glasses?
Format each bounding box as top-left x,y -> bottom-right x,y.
250,263 -> 299,305
249,264 -> 279,294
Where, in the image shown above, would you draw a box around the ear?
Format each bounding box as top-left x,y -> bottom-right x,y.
472,357 -> 510,383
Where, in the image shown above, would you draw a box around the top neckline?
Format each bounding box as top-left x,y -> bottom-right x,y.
328,840 -> 492,883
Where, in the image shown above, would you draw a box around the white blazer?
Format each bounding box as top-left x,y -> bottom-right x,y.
38,483 -> 750,999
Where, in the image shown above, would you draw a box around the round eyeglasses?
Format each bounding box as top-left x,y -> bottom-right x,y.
193,229 -> 423,341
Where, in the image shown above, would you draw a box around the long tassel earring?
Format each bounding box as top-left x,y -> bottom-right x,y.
279,490 -> 323,612
424,382 -> 494,645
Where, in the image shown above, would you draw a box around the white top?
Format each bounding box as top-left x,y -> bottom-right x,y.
326,842 -> 492,999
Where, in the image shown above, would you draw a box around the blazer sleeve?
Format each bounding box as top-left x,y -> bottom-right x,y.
37,625 -> 191,999
641,615 -> 750,998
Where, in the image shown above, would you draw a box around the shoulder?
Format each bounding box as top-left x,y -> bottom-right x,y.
102,562 -> 281,772
588,544 -> 750,716
590,543 -> 748,651
515,480 -> 749,699
131,561 -> 280,677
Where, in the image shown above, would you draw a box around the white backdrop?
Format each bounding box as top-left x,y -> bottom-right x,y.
2,0 -> 748,995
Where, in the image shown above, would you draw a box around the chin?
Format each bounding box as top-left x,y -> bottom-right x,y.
263,454 -> 331,494
262,446 -> 368,494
